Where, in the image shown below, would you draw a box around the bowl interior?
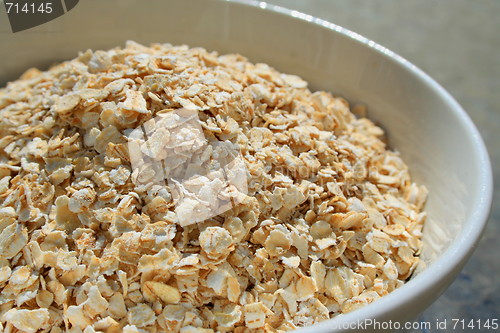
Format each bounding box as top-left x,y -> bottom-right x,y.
0,0 -> 492,331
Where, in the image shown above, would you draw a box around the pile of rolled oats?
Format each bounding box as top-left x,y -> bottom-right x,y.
0,41 -> 427,332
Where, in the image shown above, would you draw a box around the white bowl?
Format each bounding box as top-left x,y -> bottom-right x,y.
0,0 -> 493,331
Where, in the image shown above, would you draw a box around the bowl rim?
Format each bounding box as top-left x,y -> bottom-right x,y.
223,0 -> 494,330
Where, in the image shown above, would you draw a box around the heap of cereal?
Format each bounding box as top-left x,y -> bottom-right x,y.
0,42 -> 427,332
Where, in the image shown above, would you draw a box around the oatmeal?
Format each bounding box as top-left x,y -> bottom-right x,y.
0,42 -> 427,332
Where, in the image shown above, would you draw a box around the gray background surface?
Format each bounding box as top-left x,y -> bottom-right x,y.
264,0 -> 499,331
